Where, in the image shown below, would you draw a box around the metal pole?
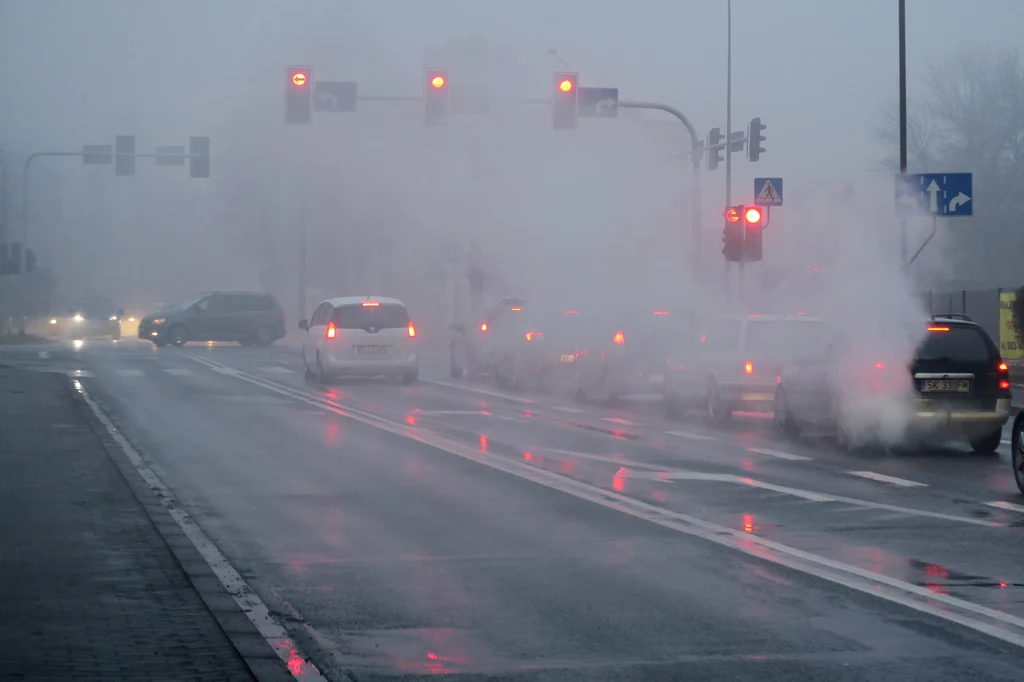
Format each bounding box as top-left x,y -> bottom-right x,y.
899,0 -> 908,269
297,209 -> 306,324
728,0 -> 742,299
618,101 -> 703,285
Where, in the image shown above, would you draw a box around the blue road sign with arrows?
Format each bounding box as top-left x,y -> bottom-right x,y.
894,172 -> 973,218
578,87 -> 618,118
753,177 -> 783,206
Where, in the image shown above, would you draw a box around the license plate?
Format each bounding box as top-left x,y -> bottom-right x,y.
649,373 -> 665,384
560,354 -> 575,362
355,345 -> 388,355
921,379 -> 970,392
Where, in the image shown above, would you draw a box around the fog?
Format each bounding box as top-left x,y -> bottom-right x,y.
1,0 -> 1021,382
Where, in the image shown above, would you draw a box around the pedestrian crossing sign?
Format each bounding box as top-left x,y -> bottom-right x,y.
754,177 -> 783,206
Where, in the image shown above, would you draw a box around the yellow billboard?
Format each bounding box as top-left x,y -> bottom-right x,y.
999,291 -> 1023,359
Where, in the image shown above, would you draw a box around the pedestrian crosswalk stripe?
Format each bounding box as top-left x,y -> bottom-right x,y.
115,368 -> 144,377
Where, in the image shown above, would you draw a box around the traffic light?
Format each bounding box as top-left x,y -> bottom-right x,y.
25,248 -> 36,273
286,66 -> 313,124
552,72 -> 579,130
189,136 -> 210,178
722,206 -> 743,261
742,205 -> 764,262
707,128 -> 724,170
424,70 -> 450,125
748,117 -> 766,162
114,135 -> 135,176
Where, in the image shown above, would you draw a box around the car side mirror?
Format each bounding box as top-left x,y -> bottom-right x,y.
298,319 -> 308,331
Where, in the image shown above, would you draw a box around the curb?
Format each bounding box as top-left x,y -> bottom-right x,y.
65,375 -> 298,682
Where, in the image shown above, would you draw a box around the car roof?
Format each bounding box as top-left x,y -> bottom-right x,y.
322,296 -> 406,307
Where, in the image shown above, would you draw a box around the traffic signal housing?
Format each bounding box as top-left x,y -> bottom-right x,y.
707,128 -> 724,170
286,66 -> 313,124
742,205 -> 764,262
722,206 -> 743,262
424,70 -> 450,125
552,72 -> 579,130
189,136 -> 210,178
748,117 -> 766,162
114,135 -> 135,177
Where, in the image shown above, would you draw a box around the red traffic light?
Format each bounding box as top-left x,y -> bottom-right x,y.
744,207 -> 763,224
558,79 -> 574,93
723,207 -> 740,223
291,71 -> 308,87
430,74 -> 446,89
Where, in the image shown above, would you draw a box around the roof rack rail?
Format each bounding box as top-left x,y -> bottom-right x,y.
931,313 -> 972,322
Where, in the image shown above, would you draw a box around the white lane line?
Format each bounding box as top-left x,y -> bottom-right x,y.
847,471 -> 928,488
211,365 -> 240,375
987,500 -> 1024,514
424,378 -> 537,404
665,430 -> 716,441
67,370 -> 93,378
601,417 -> 642,426
72,381 -> 328,681
163,368 -> 192,376
114,368 -> 144,377
552,406 -> 585,414
259,366 -> 293,374
417,410 -> 490,416
747,447 -> 812,461
185,355 -> 1024,649
38,351 -> 49,359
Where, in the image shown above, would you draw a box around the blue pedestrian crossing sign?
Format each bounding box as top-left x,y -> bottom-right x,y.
754,177 -> 783,206
894,172 -> 973,218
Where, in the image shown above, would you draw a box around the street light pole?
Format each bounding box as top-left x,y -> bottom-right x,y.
898,0 -> 909,269
727,0 -> 741,298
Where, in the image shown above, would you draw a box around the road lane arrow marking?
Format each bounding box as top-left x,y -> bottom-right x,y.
926,179 -> 940,213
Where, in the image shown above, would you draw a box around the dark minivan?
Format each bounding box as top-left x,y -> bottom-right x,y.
139,291 -> 286,347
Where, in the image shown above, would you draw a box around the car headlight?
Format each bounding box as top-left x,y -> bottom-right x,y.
152,318 -> 166,325
128,316 -> 136,322
73,314 -> 84,322
50,318 -> 57,325
109,315 -> 118,321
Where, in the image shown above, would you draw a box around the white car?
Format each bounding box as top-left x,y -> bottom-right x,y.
298,296 -> 419,384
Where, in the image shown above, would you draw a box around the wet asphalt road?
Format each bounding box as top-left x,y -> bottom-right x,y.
5,338 -> 1024,681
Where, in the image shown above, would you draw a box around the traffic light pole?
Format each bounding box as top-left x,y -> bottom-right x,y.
727,0 -> 742,299
898,0 -> 909,271
618,101 -> 703,284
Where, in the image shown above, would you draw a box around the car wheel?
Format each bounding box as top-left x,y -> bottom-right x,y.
1013,418 -> 1024,494
706,380 -> 731,424
302,350 -> 315,380
316,353 -> 327,385
153,339 -> 168,348
167,325 -> 187,347
403,368 -> 419,385
773,386 -> 800,438
254,326 -> 275,347
969,429 -> 1002,454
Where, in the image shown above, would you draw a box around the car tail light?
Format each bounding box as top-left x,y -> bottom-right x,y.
326,322 -> 336,339
563,310 -> 579,315
926,325 -> 950,332
511,307 -> 522,312
652,311 -> 669,316
744,361 -> 754,375
408,322 -> 417,338
362,301 -> 380,307
1000,380 -> 1011,390
480,322 -> 488,332
525,331 -> 544,341
613,331 -> 625,345
998,361 -> 1009,372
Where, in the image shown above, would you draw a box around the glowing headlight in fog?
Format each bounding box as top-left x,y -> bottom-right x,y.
50,318 -> 57,325
73,314 -> 84,322
109,316 -> 118,321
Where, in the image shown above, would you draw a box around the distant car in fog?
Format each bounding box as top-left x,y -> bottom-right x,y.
138,291 -> 285,347
298,296 -> 418,384
572,308 -> 698,404
663,313 -> 828,422
777,314 -> 1011,454
52,297 -> 124,341
450,295 -> 527,380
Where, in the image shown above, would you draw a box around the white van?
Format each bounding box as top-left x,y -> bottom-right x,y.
299,296 -> 418,384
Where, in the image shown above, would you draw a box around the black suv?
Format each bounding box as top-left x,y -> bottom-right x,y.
774,314 -> 1011,453
139,292 -> 286,347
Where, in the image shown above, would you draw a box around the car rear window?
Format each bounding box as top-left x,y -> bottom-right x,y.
916,325 -> 996,363
701,319 -> 743,352
332,304 -> 409,329
745,320 -> 827,355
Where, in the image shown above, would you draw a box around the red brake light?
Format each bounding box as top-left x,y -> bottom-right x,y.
511,307 -> 522,312
480,322 -> 488,332
1000,380 -> 1011,390
927,325 -> 950,332
652,311 -> 669,316
613,331 -> 626,345
525,331 -> 544,341
326,322 -> 336,339
362,301 -> 380,307
998,362 -> 1009,372
875,362 -> 885,370
563,310 -> 579,315
408,322 -> 417,338
744,361 -> 754,375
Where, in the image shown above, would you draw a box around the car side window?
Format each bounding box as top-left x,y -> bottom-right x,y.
310,304 -> 325,327
193,296 -> 214,314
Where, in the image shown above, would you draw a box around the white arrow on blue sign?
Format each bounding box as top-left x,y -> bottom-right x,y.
894,172 -> 973,217
753,177 -> 783,206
